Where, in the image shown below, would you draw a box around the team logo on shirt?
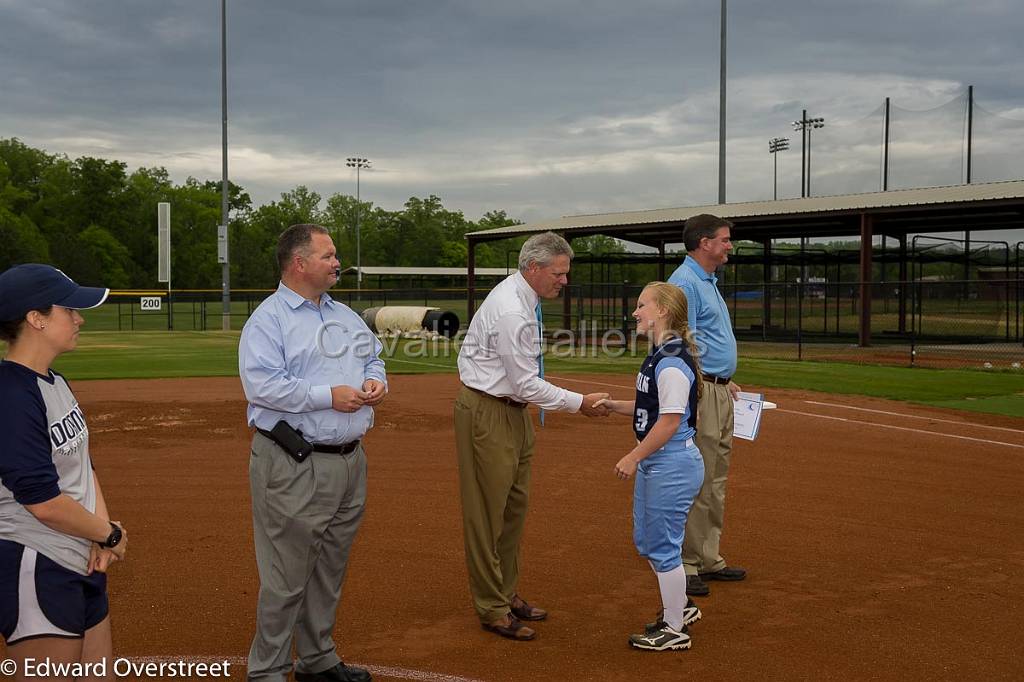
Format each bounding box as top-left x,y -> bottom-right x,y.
49,404 -> 88,457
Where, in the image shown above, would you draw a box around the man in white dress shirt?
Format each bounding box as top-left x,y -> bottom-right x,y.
455,231 -> 609,641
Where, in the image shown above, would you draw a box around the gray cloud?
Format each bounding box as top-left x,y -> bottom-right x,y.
1,0 -> 1022,232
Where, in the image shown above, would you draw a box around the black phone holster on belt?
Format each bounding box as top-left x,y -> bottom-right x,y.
265,420 -> 314,463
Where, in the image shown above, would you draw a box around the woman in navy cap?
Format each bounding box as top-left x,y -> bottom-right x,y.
0,264 -> 127,678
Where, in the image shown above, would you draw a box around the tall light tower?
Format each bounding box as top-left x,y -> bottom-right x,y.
792,113 -> 825,197
345,157 -> 371,294
768,137 -> 789,200
219,0 -> 231,330
718,0 -> 727,204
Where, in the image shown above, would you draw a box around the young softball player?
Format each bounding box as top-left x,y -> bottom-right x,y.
597,281 -> 705,651
0,264 -> 126,680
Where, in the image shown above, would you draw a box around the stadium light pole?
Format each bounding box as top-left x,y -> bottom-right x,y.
768,137 -> 790,200
718,0 -> 727,204
219,0 -> 231,330
792,114 -> 825,197
346,157 -> 371,295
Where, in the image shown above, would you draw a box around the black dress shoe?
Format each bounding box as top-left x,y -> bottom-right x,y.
295,662 -> 372,682
686,573 -> 710,596
699,566 -> 747,582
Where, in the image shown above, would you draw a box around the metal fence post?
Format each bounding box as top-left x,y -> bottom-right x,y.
797,278 -> 803,361
621,281 -> 630,340
912,277 -> 922,365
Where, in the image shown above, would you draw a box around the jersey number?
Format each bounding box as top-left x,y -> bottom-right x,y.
635,408 -> 649,433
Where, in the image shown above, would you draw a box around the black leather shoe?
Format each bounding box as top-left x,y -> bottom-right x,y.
295,662 -> 372,682
699,566 -> 747,582
686,573 -> 710,596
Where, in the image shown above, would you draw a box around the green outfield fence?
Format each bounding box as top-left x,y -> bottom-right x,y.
97,279 -> 1023,371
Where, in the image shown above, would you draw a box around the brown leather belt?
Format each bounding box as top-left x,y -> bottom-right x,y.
701,374 -> 731,385
256,428 -> 360,455
464,384 -> 527,409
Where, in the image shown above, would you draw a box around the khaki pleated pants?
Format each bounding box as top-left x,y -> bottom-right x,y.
453,386 -> 535,624
682,380 -> 735,575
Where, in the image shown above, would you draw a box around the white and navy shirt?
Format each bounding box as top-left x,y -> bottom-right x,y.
633,338 -> 699,445
0,360 -> 96,575
458,272 -> 583,412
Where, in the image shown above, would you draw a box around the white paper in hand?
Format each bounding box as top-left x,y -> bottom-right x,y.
733,391 -> 765,441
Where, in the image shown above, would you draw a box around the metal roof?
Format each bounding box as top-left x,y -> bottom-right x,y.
465,180 -> 1024,245
339,266 -> 513,276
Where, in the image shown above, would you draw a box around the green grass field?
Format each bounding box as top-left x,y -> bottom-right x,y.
8,331 -> 1017,418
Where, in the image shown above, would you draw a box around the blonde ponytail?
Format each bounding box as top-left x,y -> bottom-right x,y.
641,281 -> 704,400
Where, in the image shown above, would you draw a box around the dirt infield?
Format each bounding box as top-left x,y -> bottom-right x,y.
3,373 -> 1022,680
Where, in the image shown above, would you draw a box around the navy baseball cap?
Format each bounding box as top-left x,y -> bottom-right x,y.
0,264 -> 110,321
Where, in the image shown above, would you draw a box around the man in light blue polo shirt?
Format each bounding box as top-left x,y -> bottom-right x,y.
667,213 -> 747,598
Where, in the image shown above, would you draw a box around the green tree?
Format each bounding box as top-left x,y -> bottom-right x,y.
322,193 -> 375,266
76,225 -> 132,288
0,157 -> 50,269
165,178 -> 222,288
0,138 -> 53,215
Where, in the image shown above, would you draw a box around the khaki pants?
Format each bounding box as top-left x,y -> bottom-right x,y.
682,381 -> 734,575
454,386 -> 535,623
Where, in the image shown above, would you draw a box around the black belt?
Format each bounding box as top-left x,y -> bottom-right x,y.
256,428 -> 361,455
702,374 -> 731,385
464,384 -> 527,409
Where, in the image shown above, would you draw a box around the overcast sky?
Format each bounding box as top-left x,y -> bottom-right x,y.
2,0 -> 1023,239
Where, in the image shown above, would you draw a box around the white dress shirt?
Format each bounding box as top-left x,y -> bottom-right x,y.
458,272 -> 583,412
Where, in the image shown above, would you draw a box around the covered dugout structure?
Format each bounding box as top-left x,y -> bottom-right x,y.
464,180 -> 1024,346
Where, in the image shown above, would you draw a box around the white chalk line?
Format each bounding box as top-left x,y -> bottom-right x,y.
402,370 -> 1022,447
547,375 -> 1024,448
388,358 -> 458,371
127,656 -> 483,682
545,374 -> 633,390
802,400 -> 1024,435
778,409 -> 1024,450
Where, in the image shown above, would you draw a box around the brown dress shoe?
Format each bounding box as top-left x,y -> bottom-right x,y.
481,614 -> 536,641
510,594 -> 548,621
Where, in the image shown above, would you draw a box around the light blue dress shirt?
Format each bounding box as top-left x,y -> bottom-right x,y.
239,282 -> 387,445
667,256 -> 738,378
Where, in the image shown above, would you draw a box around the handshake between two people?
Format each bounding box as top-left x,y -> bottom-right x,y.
331,379 -> 388,412
580,392 -> 612,417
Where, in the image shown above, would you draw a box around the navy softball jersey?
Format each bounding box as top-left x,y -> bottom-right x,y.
0,360 -> 97,575
631,338 -> 704,573
633,338 -> 699,444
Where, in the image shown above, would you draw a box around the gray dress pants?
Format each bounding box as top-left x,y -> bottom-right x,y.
246,433 -> 367,682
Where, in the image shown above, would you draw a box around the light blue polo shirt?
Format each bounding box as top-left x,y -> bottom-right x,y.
667,256 -> 738,378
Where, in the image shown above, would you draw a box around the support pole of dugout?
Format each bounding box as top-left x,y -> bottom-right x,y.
859,213 -> 873,347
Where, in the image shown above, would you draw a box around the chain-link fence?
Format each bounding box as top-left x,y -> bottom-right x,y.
552,278 -> 1022,369
96,287 -> 494,333
90,277 -> 1022,370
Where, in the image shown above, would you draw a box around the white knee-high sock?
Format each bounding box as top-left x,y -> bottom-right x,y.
655,565 -> 688,631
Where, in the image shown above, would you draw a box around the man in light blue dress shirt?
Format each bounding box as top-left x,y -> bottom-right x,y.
667,214 -> 747,598
239,224 -> 386,682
